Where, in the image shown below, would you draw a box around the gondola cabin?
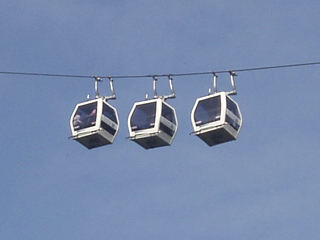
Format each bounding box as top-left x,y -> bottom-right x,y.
191,92 -> 242,146
128,98 -> 178,149
70,97 -> 119,149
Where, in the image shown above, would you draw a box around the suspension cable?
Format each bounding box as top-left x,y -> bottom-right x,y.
1,61 -> 320,80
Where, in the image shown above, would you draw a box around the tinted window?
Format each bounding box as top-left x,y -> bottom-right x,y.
160,123 -> 175,136
103,103 -> 117,124
226,96 -> 241,130
161,103 -> 176,125
130,102 -> 156,131
194,96 -> 221,126
73,102 -> 97,130
226,96 -> 240,118
101,121 -> 116,135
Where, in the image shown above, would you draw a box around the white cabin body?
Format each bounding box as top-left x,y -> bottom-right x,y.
128,98 -> 178,149
191,92 -> 242,146
70,97 -> 119,149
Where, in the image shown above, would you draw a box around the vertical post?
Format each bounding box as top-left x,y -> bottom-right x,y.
106,77 -> 116,100
94,76 -> 102,98
213,73 -> 218,94
167,75 -> 176,99
228,71 -> 237,95
153,76 -> 158,98
162,75 -> 176,100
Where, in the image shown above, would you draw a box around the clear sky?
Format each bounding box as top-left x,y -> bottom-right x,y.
1,1 -> 320,239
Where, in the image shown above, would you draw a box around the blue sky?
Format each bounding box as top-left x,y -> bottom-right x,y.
1,1 -> 320,239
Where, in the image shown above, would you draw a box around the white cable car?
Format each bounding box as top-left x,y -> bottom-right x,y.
191,72 -> 242,146
128,76 -> 178,149
70,77 -> 119,149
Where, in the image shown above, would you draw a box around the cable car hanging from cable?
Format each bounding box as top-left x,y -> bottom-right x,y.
127,76 -> 178,149
190,72 -> 242,146
70,77 -> 120,149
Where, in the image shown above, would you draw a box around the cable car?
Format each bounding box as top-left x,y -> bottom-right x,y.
70,77 -> 119,149
191,72 -> 242,146
128,76 -> 178,149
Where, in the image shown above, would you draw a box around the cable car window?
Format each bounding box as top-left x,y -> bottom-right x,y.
103,103 -> 117,124
161,104 -> 176,125
226,97 -> 240,118
130,102 -> 156,131
101,121 -> 116,135
73,102 -> 97,130
160,123 -> 175,136
194,96 -> 221,126
226,97 -> 240,130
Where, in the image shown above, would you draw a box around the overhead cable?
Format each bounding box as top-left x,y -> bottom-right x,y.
1,61 -> 320,80
0,71 -> 92,79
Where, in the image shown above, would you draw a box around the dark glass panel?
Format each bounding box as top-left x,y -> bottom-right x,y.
160,123 -> 175,136
226,96 -> 240,118
161,103 -> 176,125
101,121 -> 116,135
226,115 -> 240,130
73,102 -> 97,130
226,96 -> 241,130
130,102 -> 157,131
194,96 -> 221,126
103,103 -> 117,124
